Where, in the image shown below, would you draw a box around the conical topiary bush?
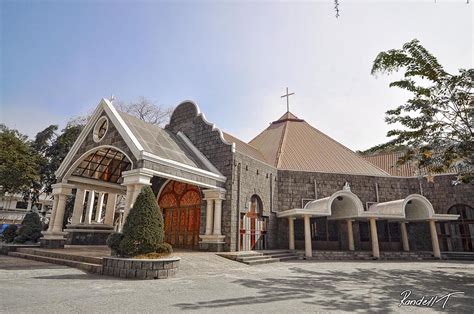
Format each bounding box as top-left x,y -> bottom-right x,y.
14,211 -> 43,243
118,186 -> 167,257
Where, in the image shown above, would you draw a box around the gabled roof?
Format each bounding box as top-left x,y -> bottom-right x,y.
118,111 -> 207,169
222,132 -> 268,163
249,112 -> 389,176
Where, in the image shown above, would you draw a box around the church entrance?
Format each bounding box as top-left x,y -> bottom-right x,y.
240,195 -> 267,251
158,181 -> 202,250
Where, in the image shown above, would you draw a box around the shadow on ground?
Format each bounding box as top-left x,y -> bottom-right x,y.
174,262 -> 473,312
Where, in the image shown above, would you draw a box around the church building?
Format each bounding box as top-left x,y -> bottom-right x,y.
41,98 -> 474,258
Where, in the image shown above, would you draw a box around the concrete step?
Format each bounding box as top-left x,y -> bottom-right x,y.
16,248 -> 102,265
278,255 -> 299,262
442,252 -> 474,261
245,258 -> 281,265
8,252 -> 102,274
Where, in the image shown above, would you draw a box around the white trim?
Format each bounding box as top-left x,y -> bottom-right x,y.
55,102 -> 105,178
62,145 -> 134,182
93,116 -> 109,143
177,131 -> 224,176
56,98 -> 143,178
140,151 -> 226,182
168,100 -> 235,151
67,175 -> 127,193
142,168 -> 224,190
102,98 -> 143,154
156,179 -> 171,200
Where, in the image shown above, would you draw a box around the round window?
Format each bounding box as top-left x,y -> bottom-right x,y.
93,116 -> 109,142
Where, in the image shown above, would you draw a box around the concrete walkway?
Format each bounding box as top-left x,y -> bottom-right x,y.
0,253 -> 473,313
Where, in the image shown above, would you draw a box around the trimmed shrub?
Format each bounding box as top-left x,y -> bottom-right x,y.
118,186 -> 165,257
106,232 -> 124,256
14,212 -> 43,243
2,225 -> 18,243
156,243 -> 173,254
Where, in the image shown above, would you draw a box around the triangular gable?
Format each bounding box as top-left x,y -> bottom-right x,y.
55,98 -> 143,179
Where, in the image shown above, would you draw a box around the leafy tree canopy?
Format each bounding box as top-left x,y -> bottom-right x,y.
371,39 -> 473,183
0,125 -> 40,195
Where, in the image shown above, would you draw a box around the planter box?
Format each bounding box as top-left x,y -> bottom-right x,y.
102,256 -> 180,280
0,243 -> 40,255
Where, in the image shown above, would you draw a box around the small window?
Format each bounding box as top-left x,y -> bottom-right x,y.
93,116 -> 109,142
15,201 -> 28,209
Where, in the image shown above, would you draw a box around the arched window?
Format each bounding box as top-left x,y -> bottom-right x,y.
447,204 -> 474,252
250,195 -> 263,214
71,147 -> 132,183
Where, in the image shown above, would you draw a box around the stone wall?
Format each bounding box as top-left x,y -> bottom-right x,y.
230,152 -> 279,250
165,102 -> 236,251
102,256 -> 180,279
276,170 -> 474,250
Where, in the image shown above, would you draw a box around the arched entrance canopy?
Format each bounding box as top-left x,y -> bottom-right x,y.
276,190 -> 364,219
361,194 -> 460,222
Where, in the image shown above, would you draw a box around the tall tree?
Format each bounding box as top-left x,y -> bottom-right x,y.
371,39 -> 473,183
115,97 -> 173,127
0,125 -> 40,196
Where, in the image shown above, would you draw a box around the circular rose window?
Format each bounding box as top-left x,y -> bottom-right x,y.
93,116 -> 109,142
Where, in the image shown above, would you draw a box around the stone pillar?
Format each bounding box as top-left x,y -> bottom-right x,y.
429,220 -> 441,258
205,198 -> 214,235
199,189 -> 226,251
95,192 -> 105,223
121,169 -> 153,231
304,214 -> 312,258
369,218 -> 380,259
288,217 -> 295,250
213,198 -> 223,235
47,197 -> 59,231
71,188 -> 85,225
85,190 -> 95,224
347,219 -> 355,251
104,193 -> 117,225
400,222 -> 410,252
41,183 -> 74,248
51,194 -> 68,233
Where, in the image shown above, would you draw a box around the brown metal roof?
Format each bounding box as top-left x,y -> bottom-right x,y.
363,152 -> 417,177
249,112 -> 390,176
222,132 -> 268,163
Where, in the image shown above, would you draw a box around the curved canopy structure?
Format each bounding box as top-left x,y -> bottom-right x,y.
276,190 -> 364,219
362,194 -> 459,221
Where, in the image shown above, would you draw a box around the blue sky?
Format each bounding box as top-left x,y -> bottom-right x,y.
1,0 -> 472,151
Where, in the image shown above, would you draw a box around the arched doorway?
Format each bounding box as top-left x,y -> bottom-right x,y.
447,204 -> 474,252
158,181 -> 201,249
240,195 -> 267,251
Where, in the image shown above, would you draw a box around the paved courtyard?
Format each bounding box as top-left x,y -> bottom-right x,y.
0,253 -> 473,313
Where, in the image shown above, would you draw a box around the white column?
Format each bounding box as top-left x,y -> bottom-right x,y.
288,217 -> 295,250
47,197 -> 59,232
205,198 -> 214,235
85,190 -> 95,224
71,188 -> 85,225
369,218 -> 380,259
400,222 -> 410,252
213,198 -> 223,235
429,220 -> 441,258
304,215 -> 312,258
104,193 -> 117,225
46,183 -> 73,234
51,195 -> 67,233
95,192 -> 105,223
347,219 -> 355,251
121,169 -> 153,231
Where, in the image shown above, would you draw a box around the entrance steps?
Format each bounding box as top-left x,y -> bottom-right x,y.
218,250 -> 299,265
442,252 -> 474,261
8,248 -> 102,274
310,250 -> 437,261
